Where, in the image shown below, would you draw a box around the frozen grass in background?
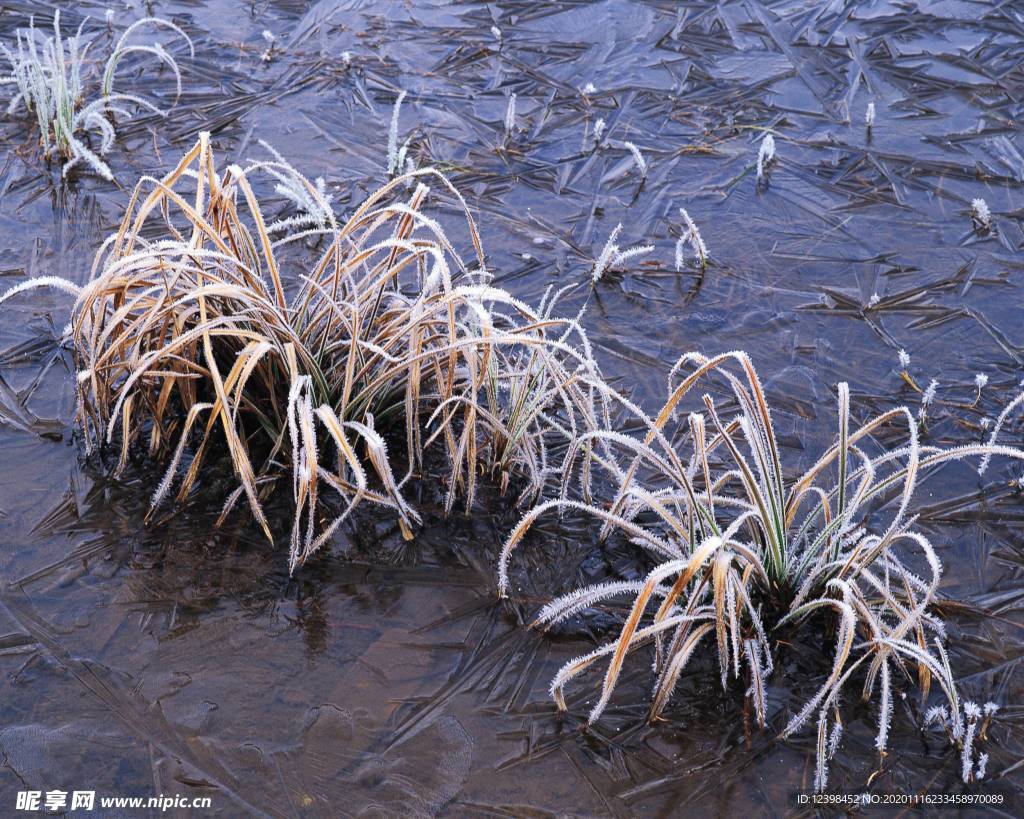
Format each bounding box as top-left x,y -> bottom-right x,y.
386,89 -> 411,177
499,351 -> 1024,790
756,132 -> 775,181
591,223 -> 654,283
253,140 -> 334,234
0,11 -> 192,179
971,197 -> 992,231
0,134 -> 612,571
675,208 -> 708,271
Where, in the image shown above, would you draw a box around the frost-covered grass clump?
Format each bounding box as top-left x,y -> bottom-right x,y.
500,351 -> 1023,790
0,11 -> 192,179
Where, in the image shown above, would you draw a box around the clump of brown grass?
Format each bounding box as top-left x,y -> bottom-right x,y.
499,351 -> 1024,790
1,133 -> 609,570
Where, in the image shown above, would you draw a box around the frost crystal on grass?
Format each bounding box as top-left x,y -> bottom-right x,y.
581,82 -> 596,95
386,89 -> 408,176
252,141 -> 335,234
623,141 -> 647,178
898,349 -> 911,369
922,379 -> 938,406
961,703 -> 980,782
678,208 -> 708,269
866,101 -> 875,128
875,662 -> 893,751
591,223 -> 653,282
827,721 -> 844,759
756,133 -> 776,181
919,378 -> 939,421
593,117 -> 606,146
971,198 -> 992,229
504,92 -> 516,137
260,29 -> 277,62
612,243 -> 654,268
0,276 -> 83,307
980,389 -> 1024,475
592,224 -> 622,282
